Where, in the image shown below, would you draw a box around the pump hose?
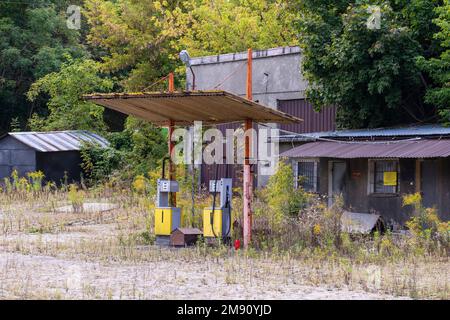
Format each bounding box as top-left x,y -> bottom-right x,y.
210,163 -> 219,238
223,164 -> 232,243
161,156 -> 170,180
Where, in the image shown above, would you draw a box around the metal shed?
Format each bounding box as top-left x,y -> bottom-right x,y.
0,131 -> 109,183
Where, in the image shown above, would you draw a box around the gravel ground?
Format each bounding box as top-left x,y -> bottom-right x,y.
0,251 -> 407,300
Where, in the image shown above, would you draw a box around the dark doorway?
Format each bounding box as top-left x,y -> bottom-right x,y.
329,161 -> 346,206
421,160 -> 439,209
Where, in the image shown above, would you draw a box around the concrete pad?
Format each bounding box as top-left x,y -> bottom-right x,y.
55,202 -> 118,213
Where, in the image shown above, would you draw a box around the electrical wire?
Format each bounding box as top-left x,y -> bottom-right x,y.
223,164 -> 232,242
190,136 -> 195,223
213,62 -> 246,89
142,75 -> 169,92
210,164 -> 219,238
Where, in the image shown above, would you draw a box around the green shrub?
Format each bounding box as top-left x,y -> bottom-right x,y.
262,161 -> 309,228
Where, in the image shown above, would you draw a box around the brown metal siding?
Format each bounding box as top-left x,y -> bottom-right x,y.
338,158 -> 449,223
200,122 -> 258,188
278,99 -> 336,134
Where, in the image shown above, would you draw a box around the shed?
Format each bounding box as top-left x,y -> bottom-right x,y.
170,228 -> 203,247
0,131 -> 109,183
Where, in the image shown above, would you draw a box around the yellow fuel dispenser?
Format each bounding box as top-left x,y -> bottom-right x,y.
155,179 -> 181,246
203,178 -> 233,242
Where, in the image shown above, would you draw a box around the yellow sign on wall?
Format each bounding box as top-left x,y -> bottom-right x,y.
383,171 -> 397,186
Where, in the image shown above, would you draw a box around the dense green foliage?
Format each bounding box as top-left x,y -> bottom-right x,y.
80,119 -> 168,184
262,161 -> 309,226
1,0 -> 449,178
27,58 -> 113,131
418,0 -> 450,123
0,0 -> 85,133
295,0 -> 446,128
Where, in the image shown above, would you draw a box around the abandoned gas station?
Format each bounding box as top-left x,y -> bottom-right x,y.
85,49 -> 303,248
85,47 -> 449,248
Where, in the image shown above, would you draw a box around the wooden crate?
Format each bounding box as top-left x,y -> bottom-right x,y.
170,228 -> 203,247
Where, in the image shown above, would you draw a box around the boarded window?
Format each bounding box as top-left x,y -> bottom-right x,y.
296,160 -> 318,192
368,160 -> 399,194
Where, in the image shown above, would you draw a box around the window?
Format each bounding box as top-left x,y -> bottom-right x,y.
296,160 -> 319,192
368,160 -> 399,194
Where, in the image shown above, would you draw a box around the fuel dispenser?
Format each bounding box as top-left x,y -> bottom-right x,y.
155,179 -> 181,245
203,178 -> 233,242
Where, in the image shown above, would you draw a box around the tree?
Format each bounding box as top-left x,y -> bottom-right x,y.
163,0 -> 299,57
296,0 -> 444,128
82,0 -> 298,178
84,0 -> 299,90
27,58 -> 113,132
84,0 -> 182,91
0,1 -> 86,133
418,0 -> 450,123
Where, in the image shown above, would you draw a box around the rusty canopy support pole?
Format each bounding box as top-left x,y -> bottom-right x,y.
246,49 -> 253,99
243,48 -> 253,249
168,119 -> 176,206
168,73 -> 176,205
168,72 -> 175,93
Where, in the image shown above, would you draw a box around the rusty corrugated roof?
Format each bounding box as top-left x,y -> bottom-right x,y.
8,131 -> 109,152
84,91 -> 303,126
281,139 -> 450,158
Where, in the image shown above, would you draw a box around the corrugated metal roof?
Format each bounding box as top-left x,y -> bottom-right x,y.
277,124 -> 450,142
281,139 -> 450,158
8,131 -> 109,152
84,91 -> 303,126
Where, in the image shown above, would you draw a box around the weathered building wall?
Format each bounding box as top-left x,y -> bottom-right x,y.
187,46 -> 306,107
0,136 -> 36,179
187,46 -> 336,187
36,151 -> 82,184
294,157 -> 450,224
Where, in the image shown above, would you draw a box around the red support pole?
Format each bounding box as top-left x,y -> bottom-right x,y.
246,49 -> 253,100
243,48 -> 253,249
168,72 -> 175,93
168,119 -> 176,206
168,73 -> 176,205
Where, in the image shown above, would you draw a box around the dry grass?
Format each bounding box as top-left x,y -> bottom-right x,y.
0,188 -> 448,300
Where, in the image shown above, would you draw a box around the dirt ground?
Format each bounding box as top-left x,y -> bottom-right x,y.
0,201 -> 447,300
0,224 -> 408,300
0,251 -> 408,300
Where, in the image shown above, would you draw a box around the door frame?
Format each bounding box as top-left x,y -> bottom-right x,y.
328,160 -> 346,207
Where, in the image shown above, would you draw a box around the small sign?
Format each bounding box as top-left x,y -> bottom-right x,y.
352,171 -> 361,178
383,171 -> 397,186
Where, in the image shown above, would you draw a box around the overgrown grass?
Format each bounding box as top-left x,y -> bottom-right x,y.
0,168 -> 449,299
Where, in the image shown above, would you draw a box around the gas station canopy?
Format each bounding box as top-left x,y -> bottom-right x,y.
84,90 -> 302,126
